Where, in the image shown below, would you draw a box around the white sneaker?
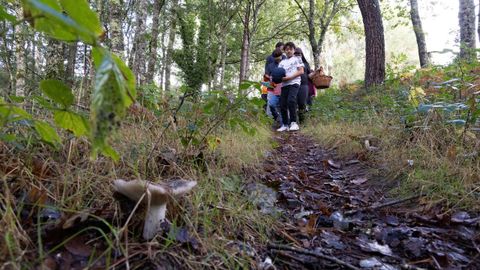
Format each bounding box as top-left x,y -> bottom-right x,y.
289,122 -> 299,131
277,125 -> 289,132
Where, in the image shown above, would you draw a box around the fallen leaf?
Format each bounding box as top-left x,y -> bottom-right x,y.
65,235 -> 92,257
63,211 -> 90,229
351,177 -> 368,185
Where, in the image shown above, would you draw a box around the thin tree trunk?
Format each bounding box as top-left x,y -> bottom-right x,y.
459,0 -> 476,60
130,0 -> 149,85
66,42 -> 78,87
45,39 -> 64,80
410,0 -> 429,67
146,0 -> 165,84
164,0 -> 178,92
357,0 -> 385,88
109,0 -> 124,56
217,33 -> 227,90
14,12 -> 26,97
478,0 -> 480,43
239,3 -> 251,83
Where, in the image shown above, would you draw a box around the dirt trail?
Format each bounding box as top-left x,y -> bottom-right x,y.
260,133 -> 480,270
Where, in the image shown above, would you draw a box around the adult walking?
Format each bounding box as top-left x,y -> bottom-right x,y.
294,47 -> 312,123
277,42 -> 304,132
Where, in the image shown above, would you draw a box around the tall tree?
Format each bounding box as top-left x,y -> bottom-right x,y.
14,4 -> 26,97
458,0 -> 476,60
357,0 -> 385,88
129,0 -> 149,85
239,0 -> 266,82
65,43 -> 77,87
45,39 -> 64,80
409,0 -> 430,67
146,0 -> 165,84
164,0 -> 178,92
108,0 -> 125,55
294,0 -> 354,69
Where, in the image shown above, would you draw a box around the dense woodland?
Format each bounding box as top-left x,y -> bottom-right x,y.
1,0 -> 480,269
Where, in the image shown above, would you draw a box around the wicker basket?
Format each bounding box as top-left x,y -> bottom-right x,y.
309,67 -> 333,89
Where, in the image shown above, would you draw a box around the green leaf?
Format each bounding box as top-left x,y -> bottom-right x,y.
0,133 -> 17,142
34,120 -> 61,145
0,6 -> 16,23
54,110 -> 89,136
100,144 -> 120,161
40,79 -> 75,108
111,53 -> 136,106
22,0 -> 100,43
59,0 -> 102,37
202,100 -> 216,114
8,95 -> 25,103
90,48 -> 135,160
0,100 -> 32,122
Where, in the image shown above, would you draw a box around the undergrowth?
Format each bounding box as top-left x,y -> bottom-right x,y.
305,61 -> 480,211
0,91 -> 278,269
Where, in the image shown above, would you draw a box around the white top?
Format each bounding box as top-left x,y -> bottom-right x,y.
279,56 -> 304,86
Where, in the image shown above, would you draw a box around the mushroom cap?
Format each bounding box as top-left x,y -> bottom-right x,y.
113,179 -> 197,204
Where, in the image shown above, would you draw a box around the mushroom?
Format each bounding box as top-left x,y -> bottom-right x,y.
113,179 -> 197,240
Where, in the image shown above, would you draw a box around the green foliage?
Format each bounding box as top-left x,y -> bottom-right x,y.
22,0 -> 103,44
91,48 -> 136,160
2,1 -> 138,160
0,5 -> 16,22
33,120 -> 61,146
40,80 -> 75,108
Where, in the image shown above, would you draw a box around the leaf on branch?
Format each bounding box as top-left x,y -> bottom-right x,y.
22,0 -> 102,44
54,111 -> 90,137
90,48 -> 135,160
40,79 -> 74,108
34,120 -> 61,146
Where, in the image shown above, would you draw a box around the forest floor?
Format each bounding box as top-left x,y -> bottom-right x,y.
257,132 -> 480,270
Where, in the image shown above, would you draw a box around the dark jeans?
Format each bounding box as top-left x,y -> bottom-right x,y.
297,84 -> 308,123
280,84 -> 300,125
261,93 -> 268,112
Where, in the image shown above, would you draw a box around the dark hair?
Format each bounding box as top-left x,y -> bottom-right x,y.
275,42 -> 284,48
284,42 -> 296,50
272,48 -> 283,57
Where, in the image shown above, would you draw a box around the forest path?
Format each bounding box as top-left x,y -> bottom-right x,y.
258,132 -> 479,269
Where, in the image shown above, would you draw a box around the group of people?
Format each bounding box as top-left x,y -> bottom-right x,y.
262,42 -> 315,132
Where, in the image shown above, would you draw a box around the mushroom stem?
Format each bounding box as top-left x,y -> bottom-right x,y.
143,203 -> 167,240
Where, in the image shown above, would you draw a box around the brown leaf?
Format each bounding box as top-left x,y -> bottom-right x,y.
27,186 -> 48,205
62,211 -> 90,229
40,256 -> 57,270
64,235 -> 92,257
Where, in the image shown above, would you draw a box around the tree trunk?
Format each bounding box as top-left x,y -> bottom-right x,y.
130,0 -> 149,85
14,13 -> 26,97
217,33 -> 228,90
458,0 -> 476,60
239,7 -> 250,83
66,42 -> 78,87
45,39 -> 65,80
146,0 -> 164,84
357,0 -> 385,88
409,0 -> 430,67
164,0 -> 178,92
109,0 -> 124,56
478,0 -> 480,43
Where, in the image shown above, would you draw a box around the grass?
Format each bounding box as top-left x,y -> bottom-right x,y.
0,113 -> 278,269
304,69 -> 480,211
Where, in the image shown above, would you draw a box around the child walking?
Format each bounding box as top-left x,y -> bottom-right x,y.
277,42 -> 304,132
